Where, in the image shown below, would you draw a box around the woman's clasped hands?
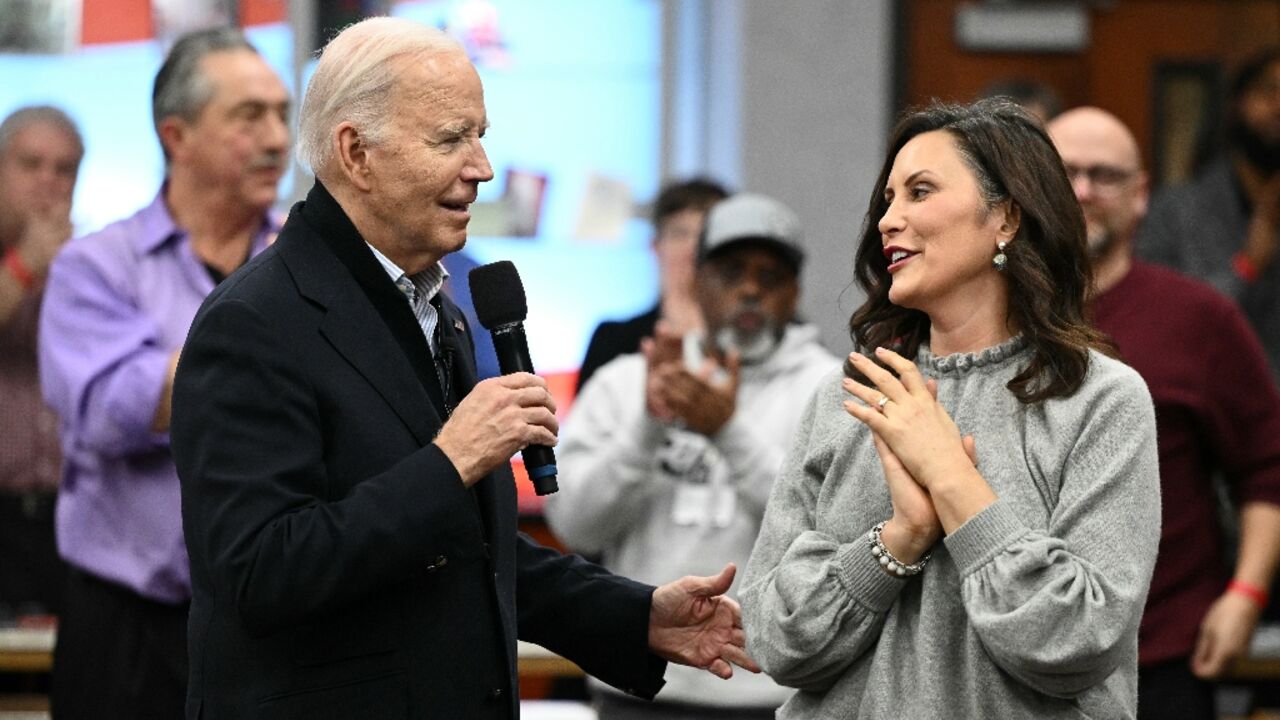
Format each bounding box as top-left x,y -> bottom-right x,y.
841,346 -> 985,553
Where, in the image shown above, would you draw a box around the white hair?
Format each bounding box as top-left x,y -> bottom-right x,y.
297,17 -> 463,177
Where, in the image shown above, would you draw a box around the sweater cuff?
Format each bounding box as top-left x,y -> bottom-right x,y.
943,499 -> 1027,577
835,539 -> 908,612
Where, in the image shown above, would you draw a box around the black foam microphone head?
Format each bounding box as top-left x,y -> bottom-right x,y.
469,260 -> 528,329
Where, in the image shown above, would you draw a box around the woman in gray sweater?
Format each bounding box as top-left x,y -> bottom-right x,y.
740,99 -> 1161,719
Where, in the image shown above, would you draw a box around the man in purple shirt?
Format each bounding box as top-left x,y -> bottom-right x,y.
37,28 -> 288,718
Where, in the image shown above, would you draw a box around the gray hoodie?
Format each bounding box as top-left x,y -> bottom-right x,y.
547,322 -> 838,709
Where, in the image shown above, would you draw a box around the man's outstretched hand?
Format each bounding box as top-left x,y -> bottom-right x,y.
648,563 -> 762,679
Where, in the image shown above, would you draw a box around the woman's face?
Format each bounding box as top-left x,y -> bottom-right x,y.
877,130 -> 1013,319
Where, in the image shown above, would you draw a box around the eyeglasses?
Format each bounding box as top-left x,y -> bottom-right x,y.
1063,164 -> 1138,193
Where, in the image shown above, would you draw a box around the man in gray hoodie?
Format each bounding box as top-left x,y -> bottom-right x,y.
546,193 -> 838,719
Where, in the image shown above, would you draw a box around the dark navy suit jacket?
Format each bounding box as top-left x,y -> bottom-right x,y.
172,183 -> 665,719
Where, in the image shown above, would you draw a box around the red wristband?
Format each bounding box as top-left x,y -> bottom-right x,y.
1228,579 -> 1270,609
1233,252 -> 1260,284
3,249 -> 36,290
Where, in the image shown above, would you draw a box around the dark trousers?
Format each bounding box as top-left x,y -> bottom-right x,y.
1138,657 -> 1215,720
51,568 -> 189,720
0,491 -> 66,616
596,692 -> 779,720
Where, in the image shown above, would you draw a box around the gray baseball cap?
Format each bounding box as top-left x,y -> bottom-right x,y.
699,193 -> 804,272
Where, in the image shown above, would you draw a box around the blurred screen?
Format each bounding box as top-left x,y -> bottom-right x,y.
1,0 -> 663,511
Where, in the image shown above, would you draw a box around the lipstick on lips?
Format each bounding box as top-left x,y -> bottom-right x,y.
883,245 -> 916,272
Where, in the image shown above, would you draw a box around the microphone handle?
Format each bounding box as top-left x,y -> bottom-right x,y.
490,324 -> 559,495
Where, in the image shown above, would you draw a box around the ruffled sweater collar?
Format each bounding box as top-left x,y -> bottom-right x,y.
917,335 -> 1028,376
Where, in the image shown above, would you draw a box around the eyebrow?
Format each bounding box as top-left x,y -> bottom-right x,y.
446,119 -> 489,132
230,99 -> 290,113
884,169 -> 935,198
902,169 -> 935,185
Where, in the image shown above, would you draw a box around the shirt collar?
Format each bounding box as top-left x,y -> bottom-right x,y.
134,184 -> 283,255
364,242 -> 449,306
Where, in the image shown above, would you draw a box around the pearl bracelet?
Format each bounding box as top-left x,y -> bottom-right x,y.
868,521 -> 930,577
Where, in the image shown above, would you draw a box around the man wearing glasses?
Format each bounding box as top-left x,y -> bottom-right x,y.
1050,106 -> 1280,720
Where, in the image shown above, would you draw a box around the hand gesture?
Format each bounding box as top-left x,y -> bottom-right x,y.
15,198 -> 73,279
850,378 -> 977,560
1257,173 -> 1280,227
652,351 -> 740,436
433,372 -> 557,486
1191,590 -> 1263,679
841,348 -> 973,491
843,347 -> 995,537
642,321 -> 685,422
648,563 -> 761,679
1243,174 -> 1280,272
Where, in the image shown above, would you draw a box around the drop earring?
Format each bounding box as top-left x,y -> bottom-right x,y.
992,241 -> 1008,272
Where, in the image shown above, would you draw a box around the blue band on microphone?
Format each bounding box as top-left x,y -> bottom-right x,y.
527,464 -> 558,480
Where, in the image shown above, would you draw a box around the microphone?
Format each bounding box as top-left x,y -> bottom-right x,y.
469,261 -> 558,496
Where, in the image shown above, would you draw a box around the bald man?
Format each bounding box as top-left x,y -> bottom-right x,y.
1051,107 -> 1280,720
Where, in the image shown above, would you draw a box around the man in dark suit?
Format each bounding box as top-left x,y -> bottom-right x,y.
171,16 -> 756,720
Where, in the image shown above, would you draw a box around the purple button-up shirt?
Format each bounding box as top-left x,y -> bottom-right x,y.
38,191 -> 278,603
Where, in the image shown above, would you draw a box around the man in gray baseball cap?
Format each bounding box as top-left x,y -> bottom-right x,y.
547,191 -> 837,719
696,192 -> 807,362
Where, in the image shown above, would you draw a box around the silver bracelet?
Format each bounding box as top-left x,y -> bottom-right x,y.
868,521 -> 930,577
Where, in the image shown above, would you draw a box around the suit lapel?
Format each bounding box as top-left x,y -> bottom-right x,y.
437,298 -> 511,541
318,300 -> 440,448
275,197 -> 443,448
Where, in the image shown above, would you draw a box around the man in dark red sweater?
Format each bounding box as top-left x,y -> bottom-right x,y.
1050,106 -> 1280,720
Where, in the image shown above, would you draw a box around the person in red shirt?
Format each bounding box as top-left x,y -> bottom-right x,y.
0,106 -> 82,620
1050,106 -> 1280,720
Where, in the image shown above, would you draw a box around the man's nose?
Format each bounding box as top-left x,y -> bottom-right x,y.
1070,173 -> 1094,203
263,112 -> 289,151
465,141 -> 494,183
734,273 -> 765,300
36,163 -> 59,188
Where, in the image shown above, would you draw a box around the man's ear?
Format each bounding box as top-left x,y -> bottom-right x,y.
156,116 -> 187,163
334,122 -> 373,192
997,200 -> 1021,243
1133,170 -> 1150,220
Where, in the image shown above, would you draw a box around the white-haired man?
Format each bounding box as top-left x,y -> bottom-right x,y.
170,17 -> 757,719
38,28 -> 288,718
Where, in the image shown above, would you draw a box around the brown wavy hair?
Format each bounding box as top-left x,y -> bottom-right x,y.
846,98 -> 1112,403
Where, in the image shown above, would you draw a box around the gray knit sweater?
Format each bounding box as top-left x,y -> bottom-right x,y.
741,337 -> 1161,719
